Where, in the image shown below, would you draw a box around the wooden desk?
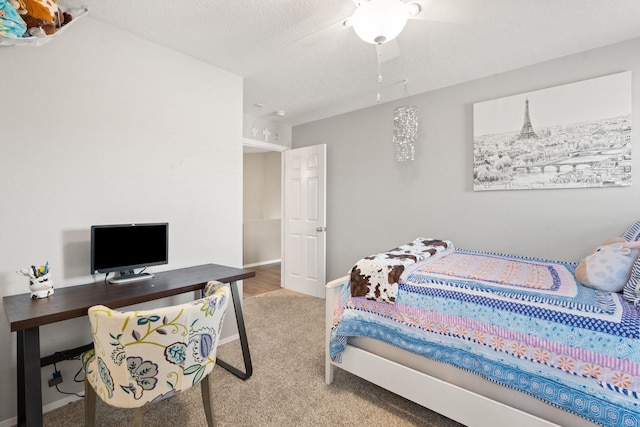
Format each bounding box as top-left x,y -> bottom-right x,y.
3,264 -> 255,427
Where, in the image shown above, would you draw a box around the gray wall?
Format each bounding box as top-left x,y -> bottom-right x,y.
293,37 -> 640,281
0,17 -> 243,422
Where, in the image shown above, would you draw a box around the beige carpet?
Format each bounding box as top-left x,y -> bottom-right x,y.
43,289 -> 462,426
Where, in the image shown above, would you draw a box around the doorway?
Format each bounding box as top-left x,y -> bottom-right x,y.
243,140 -> 286,292
243,141 -> 327,298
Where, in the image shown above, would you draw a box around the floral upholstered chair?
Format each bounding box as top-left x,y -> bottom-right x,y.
82,281 -> 230,427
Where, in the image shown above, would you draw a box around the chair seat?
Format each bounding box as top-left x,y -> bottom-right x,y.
82,282 -> 229,425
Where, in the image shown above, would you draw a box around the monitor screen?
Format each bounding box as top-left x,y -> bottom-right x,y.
90,223 -> 168,274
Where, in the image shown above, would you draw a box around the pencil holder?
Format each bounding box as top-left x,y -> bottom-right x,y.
29,273 -> 54,299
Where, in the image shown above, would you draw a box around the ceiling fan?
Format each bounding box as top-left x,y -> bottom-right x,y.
350,0 -> 424,45
299,0 -> 478,103
351,0 -> 422,63
300,0 -> 476,63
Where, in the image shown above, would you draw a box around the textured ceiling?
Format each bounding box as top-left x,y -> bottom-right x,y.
60,0 -> 640,127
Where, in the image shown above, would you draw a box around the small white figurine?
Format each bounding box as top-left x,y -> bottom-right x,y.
29,273 -> 54,299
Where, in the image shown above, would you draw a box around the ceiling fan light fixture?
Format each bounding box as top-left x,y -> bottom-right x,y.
406,2 -> 422,17
352,0 -> 409,44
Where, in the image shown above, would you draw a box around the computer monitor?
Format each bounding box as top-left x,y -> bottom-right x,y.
90,223 -> 168,280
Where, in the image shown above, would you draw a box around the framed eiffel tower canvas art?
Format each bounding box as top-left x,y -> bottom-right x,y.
472,71 -> 632,191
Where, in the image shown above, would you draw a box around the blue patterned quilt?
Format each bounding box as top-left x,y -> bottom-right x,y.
330,249 -> 640,426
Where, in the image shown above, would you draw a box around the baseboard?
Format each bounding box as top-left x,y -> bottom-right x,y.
219,333 -> 239,346
44,394 -> 84,414
0,394 -> 83,427
243,259 -> 281,268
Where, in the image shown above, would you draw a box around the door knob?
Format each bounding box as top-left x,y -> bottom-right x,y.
316,226 -> 326,232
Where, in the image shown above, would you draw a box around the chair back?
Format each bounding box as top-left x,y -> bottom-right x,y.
82,285 -> 230,409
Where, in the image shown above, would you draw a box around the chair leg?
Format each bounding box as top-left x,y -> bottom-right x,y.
201,374 -> 216,427
134,408 -> 143,427
84,380 -> 97,427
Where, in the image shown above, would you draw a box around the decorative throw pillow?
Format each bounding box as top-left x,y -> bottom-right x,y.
22,0 -> 59,23
622,221 -> 640,306
576,238 -> 640,293
0,0 -> 27,38
21,0 -> 63,36
623,261 -> 640,307
623,220 -> 640,242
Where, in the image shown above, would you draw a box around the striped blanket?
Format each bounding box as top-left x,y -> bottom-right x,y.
331,248 -> 640,426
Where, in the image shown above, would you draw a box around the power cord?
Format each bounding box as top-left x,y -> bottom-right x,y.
52,359 -> 85,398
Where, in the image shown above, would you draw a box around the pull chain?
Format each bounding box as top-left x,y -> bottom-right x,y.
377,57 -> 382,103
376,44 -> 383,103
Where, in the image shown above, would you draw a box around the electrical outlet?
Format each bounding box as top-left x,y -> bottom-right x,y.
48,371 -> 63,387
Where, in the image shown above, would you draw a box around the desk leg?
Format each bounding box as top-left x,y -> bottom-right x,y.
17,327 -> 43,427
216,280 -> 253,380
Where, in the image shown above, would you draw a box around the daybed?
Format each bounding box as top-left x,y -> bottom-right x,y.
325,226 -> 640,427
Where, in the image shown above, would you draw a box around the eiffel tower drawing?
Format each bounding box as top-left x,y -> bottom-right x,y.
518,98 -> 538,140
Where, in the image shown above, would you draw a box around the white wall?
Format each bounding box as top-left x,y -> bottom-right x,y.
244,152 -> 282,220
0,17 -> 243,422
293,37 -> 640,281
243,152 -> 282,265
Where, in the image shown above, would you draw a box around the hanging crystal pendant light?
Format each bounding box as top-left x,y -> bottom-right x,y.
393,80 -> 417,162
393,105 -> 417,161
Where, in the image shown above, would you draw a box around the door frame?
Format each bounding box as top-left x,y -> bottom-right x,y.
243,138 -> 288,154
242,138 -> 287,277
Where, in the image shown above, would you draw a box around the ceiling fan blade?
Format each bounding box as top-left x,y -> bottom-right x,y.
376,39 -> 400,63
296,16 -> 352,46
407,0 -> 484,23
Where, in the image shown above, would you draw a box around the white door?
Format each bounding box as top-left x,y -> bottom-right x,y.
282,145 -> 326,298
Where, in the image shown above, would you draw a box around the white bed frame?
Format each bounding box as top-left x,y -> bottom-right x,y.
325,276 -> 598,427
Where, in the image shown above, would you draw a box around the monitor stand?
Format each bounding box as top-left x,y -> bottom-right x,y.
109,271 -> 154,285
